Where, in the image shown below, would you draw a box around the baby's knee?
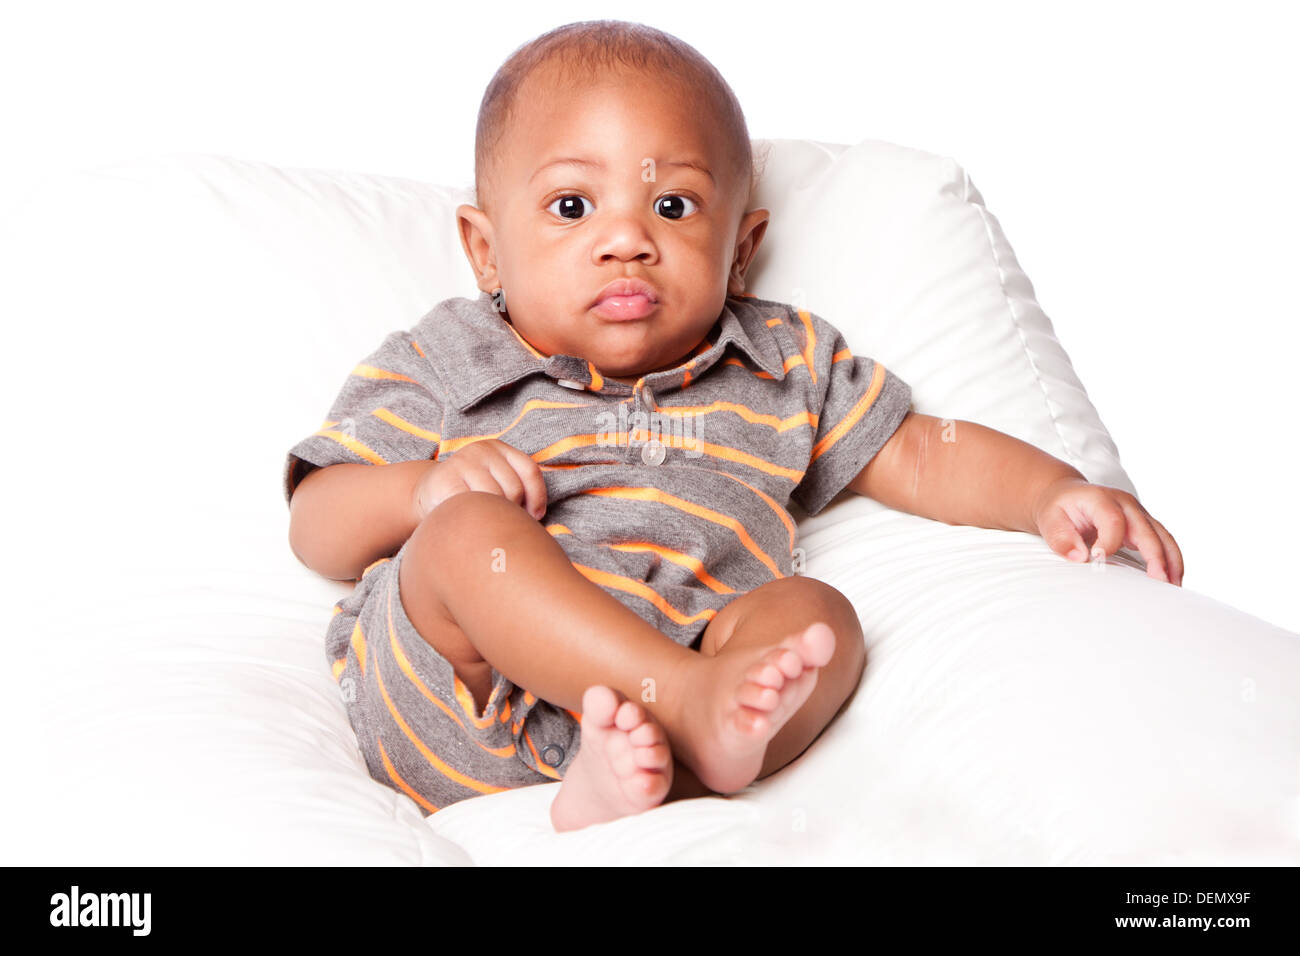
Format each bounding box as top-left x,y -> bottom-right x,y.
787,576 -> 866,673
409,491 -> 532,561
426,489 -> 532,531
781,576 -> 863,635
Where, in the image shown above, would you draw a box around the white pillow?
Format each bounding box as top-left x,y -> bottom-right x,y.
0,141 -> 1158,863
746,138 -> 1133,521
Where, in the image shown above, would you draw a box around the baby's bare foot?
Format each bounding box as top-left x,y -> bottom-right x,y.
675,622 -> 836,795
549,685 -> 674,832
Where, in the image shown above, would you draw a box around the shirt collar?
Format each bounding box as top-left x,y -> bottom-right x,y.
423,291 -> 788,412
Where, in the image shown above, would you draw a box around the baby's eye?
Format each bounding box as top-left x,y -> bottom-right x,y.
655,194 -> 698,220
545,193 -> 699,221
548,195 -> 593,220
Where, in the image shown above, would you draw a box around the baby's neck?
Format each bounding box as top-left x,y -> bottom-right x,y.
602,339 -> 712,386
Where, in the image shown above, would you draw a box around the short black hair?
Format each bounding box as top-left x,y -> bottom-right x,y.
473,19 -> 767,217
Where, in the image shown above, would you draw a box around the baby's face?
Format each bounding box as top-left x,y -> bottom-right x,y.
457,65 -> 769,384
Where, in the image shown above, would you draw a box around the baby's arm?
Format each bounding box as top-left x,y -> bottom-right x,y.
288,459 -> 435,581
288,439 -> 549,582
849,412 -> 1183,584
849,412 -> 1083,534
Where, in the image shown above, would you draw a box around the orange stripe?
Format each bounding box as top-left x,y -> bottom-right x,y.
362,556 -> 391,578
523,728 -> 562,780
832,347 -> 852,364
373,639 -> 511,794
783,354 -> 808,374
385,576 -> 516,758
711,470 -> 797,554
723,356 -> 774,379
351,620 -> 368,678
376,735 -> 439,814
564,708 -> 582,722
438,399 -> 594,454
681,337 -> 714,388
606,541 -> 735,594
639,395 -> 816,434
452,675 -> 499,731
811,361 -> 887,462
635,431 -> 803,482
313,428 -> 387,464
533,431 -> 802,482
331,656 -> 346,681
548,524 -> 738,593
586,362 -> 604,391
571,562 -> 721,627
582,485 -> 783,578
795,309 -> 817,385
411,340 -> 426,358
766,316 -> 783,327
352,363 -> 417,384
372,407 -> 441,443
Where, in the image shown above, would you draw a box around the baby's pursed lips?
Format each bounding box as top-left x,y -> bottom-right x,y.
592,276 -> 659,307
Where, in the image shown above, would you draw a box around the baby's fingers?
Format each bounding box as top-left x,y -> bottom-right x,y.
459,465 -> 510,499
1088,496 -> 1128,561
1116,498 -> 1172,584
1143,513 -> 1184,587
485,459 -> 528,511
498,444 -> 548,520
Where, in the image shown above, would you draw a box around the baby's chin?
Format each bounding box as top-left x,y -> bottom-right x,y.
601,339 -> 707,373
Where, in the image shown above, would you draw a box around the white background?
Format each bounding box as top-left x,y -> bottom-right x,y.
3,0 -> 1296,633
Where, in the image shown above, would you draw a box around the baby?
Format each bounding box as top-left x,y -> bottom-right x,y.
284,20 -> 1184,832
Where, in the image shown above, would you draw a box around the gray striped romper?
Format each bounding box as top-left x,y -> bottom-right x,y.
283,291 -> 912,815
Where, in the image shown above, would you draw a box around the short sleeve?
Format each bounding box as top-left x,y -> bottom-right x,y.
790,315 -> 912,517
283,329 -> 445,507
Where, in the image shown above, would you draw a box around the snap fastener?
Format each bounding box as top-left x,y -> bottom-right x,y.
641,440 -> 666,466
540,744 -> 565,767
556,378 -> 586,391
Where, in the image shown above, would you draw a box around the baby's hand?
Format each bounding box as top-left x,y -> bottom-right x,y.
413,438 -> 548,522
1032,477 -> 1184,586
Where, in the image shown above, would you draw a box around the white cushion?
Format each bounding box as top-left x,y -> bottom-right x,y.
3,143 -> 1295,864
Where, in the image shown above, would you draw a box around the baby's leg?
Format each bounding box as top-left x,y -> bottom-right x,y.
398,491 -> 845,825
398,491 -> 701,717
400,491 -> 696,826
687,575 -> 867,784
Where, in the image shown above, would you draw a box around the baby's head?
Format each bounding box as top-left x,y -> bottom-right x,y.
456,20 -> 771,384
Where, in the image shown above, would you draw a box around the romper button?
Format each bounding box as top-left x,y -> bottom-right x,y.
556,378 -> 586,391
641,440 -> 666,466
541,744 -> 565,767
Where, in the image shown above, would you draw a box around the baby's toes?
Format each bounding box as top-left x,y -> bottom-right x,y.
613,699 -> 648,731
771,646 -> 809,679
624,712 -> 670,768
632,739 -> 671,771
796,622 -> 837,668
626,715 -> 663,747
737,680 -> 781,712
746,657 -> 789,689
604,732 -> 641,778
581,685 -> 622,728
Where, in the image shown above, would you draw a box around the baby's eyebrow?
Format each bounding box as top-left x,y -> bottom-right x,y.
530,156 -> 714,185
